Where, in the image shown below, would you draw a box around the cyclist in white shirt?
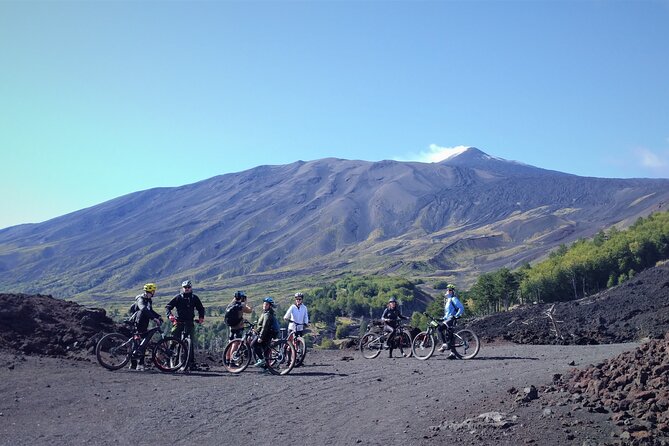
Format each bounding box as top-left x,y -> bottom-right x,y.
284,292 -> 309,335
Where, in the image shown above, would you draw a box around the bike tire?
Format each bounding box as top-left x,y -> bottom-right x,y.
359,333 -> 382,359
152,337 -> 188,372
453,329 -> 480,359
223,340 -> 252,373
266,339 -> 296,375
411,331 -> 436,360
96,333 -> 132,370
397,331 -> 413,357
294,336 -> 307,367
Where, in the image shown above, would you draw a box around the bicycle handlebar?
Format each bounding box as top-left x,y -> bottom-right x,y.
286,319 -> 309,326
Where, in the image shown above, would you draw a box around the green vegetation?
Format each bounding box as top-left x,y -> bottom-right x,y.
467,211 -> 669,313
307,275 -> 418,324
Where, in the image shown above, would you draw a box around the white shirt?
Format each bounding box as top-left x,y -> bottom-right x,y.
284,304 -> 309,332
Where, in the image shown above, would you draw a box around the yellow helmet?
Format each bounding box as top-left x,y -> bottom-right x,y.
143,283 -> 157,293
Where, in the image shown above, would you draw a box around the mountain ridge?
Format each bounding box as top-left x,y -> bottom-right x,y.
1,148 -> 668,303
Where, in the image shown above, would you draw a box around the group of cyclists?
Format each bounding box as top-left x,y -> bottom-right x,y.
127,280 -> 310,371
126,278 -> 464,371
380,283 -> 465,359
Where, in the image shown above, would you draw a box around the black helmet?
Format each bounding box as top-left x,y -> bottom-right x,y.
388,297 -> 397,303
181,280 -> 192,288
234,290 -> 246,300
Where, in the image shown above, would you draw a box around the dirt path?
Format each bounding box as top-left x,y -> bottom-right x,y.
0,342 -> 637,446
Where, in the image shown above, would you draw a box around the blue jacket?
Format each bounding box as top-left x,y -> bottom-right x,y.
443,296 -> 465,321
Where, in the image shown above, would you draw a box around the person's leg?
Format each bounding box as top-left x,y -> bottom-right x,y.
445,319 -> 456,347
436,323 -> 445,351
383,324 -> 395,347
253,337 -> 267,366
185,323 -> 196,368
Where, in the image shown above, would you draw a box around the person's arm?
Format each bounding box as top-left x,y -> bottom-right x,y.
454,297 -> 465,318
195,296 -> 205,321
243,304 -> 253,314
381,308 -> 390,322
283,306 -> 292,321
257,313 -> 270,340
304,307 -> 309,325
165,297 -> 176,319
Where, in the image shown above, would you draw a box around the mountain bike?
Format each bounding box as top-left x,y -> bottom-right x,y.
171,320 -> 204,371
283,319 -> 309,367
359,321 -> 413,359
223,320 -> 297,375
411,315 -> 480,360
96,322 -> 188,372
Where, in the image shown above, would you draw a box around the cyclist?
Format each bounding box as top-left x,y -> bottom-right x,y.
437,284 -> 465,358
253,297 -> 279,368
226,290 -> 253,340
381,297 -> 409,358
283,292 -> 309,336
128,283 -> 163,371
165,280 -> 205,371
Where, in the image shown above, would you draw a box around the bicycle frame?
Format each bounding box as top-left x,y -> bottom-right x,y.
360,322 -> 411,359
171,320 -> 202,370
412,315 -> 480,360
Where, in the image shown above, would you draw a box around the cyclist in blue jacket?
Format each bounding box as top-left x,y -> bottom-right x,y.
437,284 -> 465,358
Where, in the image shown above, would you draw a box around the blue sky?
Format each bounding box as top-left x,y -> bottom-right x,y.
1,0 -> 668,229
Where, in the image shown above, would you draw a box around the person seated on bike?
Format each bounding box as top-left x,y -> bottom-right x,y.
128,283 -> 164,371
437,284 -> 465,358
226,291 -> 253,340
165,280 -> 205,371
381,297 -> 409,358
253,297 -> 278,368
283,292 -> 309,336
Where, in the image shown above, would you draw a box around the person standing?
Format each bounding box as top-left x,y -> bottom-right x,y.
283,292 -> 309,336
165,280 -> 205,370
381,297 -> 409,358
253,297 -> 278,368
437,284 -> 465,358
129,283 -> 163,371
226,290 -> 253,340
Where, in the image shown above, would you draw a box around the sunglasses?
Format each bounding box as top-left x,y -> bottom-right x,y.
183,286 -> 192,289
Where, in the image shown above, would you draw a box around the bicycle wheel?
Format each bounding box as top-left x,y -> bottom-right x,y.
453,329 -> 480,359
294,337 -> 307,367
397,331 -> 413,357
411,331 -> 436,360
223,340 -> 252,373
266,340 -> 296,375
96,333 -> 132,370
152,337 -> 188,372
359,333 -> 382,359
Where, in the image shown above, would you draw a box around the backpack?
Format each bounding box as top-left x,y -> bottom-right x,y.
224,302 -> 244,327
270,313 -> 280,336
126,302 -> 140,324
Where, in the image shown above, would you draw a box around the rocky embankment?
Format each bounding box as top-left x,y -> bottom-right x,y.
557,333 -> 669,443
0,293 -> 121,356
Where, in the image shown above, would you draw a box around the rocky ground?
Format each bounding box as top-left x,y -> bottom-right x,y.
467,263 -> 669,345
1,264 -> 669,444
0,343 -> 645,446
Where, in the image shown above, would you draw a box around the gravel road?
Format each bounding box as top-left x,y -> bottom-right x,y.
0,342 -> 638,446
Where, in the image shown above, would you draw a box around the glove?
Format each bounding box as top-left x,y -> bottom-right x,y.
168,315 -> 177,324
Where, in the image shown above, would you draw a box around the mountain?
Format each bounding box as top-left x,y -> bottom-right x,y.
1,147 -> 668,304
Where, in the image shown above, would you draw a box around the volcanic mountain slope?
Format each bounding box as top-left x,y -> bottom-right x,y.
1,147 -> 668,303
